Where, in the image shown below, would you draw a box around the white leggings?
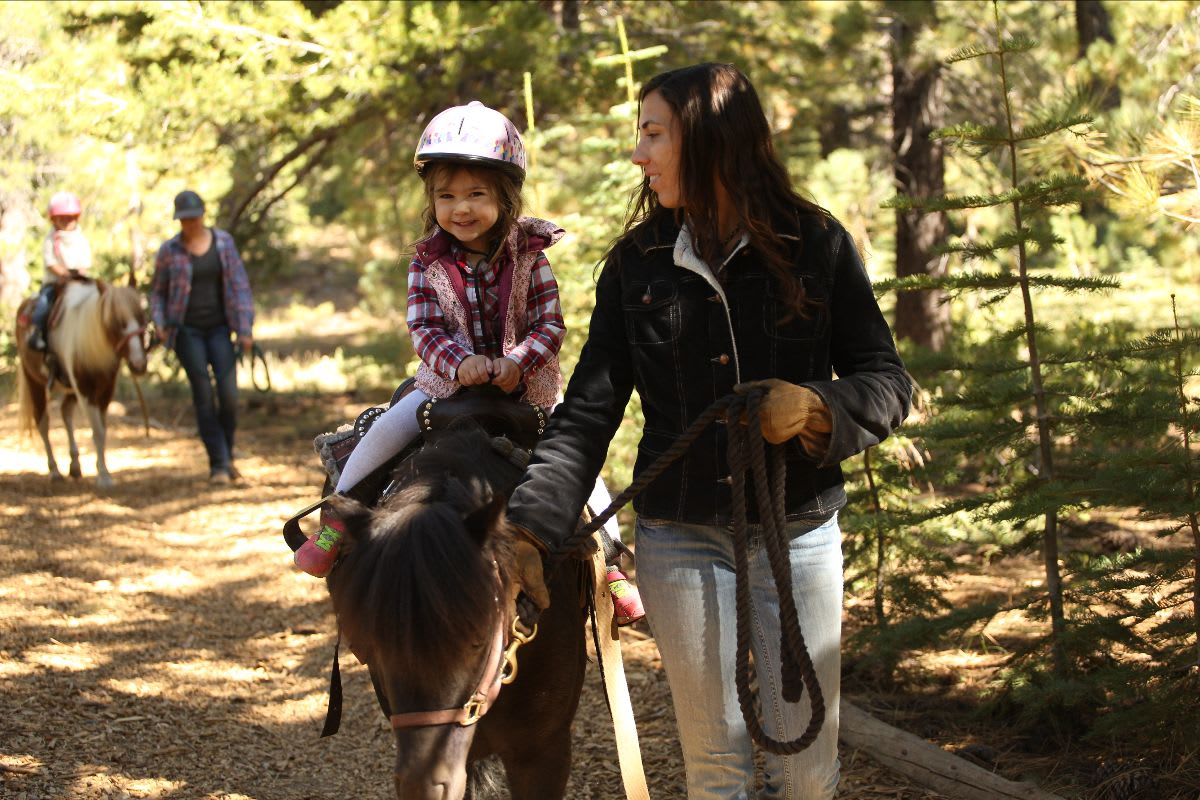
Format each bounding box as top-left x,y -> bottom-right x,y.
334,390 -> 623,543
334,389 -> 428,493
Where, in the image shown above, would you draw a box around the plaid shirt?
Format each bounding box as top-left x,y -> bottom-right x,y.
407,244 -> 565,381
459,252 -> 504,359
150,228 -> 255,348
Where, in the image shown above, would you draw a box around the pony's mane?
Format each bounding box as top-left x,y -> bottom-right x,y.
56,283 -> 144,372
59,283 -> 116,372
328,427 -> 523,672
101,286 -> 145,339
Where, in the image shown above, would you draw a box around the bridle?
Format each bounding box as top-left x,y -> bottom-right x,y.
115,325 -> 149,358
388,562 -> 537,729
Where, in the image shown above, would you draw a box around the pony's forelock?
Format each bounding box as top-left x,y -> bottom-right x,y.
327,429 -> 523,674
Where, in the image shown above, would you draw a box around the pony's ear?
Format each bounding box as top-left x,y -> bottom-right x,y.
462,493 -> 507,545
325,493 -> 372,553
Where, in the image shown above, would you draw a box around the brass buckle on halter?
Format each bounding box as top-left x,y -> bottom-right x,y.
461,695 -> 487,726
500,617 -> 538,685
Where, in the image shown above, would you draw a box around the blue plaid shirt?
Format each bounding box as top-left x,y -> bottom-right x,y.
150,228 -> 255,348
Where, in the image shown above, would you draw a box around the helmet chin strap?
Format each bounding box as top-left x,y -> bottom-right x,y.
455,235 -> 502,263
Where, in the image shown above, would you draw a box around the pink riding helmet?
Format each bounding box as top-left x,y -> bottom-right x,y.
48,191 -> 82,217
414,101 -> 526,182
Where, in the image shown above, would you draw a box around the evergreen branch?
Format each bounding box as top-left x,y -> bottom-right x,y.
944,35 -> 1036,65
932,121 -> 1007,145
886,174 -> 1087,213
945,42 -> 1001,64
877,271 -> 1116,295
1000,34 -> 1037,55
1010,114 -> 1094,143
935,228 -> 1063,260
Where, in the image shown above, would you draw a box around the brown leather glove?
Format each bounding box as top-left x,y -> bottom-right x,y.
734,379 -> 833,455
510,527 -> 551,612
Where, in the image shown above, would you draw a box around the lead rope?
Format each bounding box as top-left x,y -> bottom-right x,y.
727,393 -> 825,754
574,389 -> 824,755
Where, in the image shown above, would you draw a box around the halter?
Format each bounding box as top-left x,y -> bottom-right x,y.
388,563 -> 537,729
115,325 -> 148,357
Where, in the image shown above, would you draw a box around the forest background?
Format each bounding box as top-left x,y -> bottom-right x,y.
2,0 -> 1199,797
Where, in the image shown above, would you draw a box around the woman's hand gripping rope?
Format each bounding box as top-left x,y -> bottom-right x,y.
734,379 -> 832,456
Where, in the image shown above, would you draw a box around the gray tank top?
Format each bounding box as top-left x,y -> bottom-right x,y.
184,236 -> 227,330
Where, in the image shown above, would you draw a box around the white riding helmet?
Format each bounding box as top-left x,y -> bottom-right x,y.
414,101 -> 526,183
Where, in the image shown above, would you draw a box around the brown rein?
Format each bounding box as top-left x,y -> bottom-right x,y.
389,564 -> 538,730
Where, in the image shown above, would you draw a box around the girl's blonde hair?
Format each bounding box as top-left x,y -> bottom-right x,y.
420,162 -> 524,258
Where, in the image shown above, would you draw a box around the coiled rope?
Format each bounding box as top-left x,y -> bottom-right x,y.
573,389 -> 825,755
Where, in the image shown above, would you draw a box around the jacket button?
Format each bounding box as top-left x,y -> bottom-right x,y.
707,294 -> 722,303
717,475 -> 732,485
641,293 -> 652,304
710,353 -> 730,365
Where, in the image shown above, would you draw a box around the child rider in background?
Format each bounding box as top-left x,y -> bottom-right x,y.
28,191 -> 93,359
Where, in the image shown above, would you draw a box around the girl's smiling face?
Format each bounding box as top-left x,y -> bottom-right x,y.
433,167 -> 501,251
631,90 -> 682,209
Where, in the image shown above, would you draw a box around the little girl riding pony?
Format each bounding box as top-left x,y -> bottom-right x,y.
27,191 -> 93,365
295,101 -> 644,626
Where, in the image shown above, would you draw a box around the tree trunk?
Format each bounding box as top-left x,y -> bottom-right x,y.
1075,0 -> 1119,109
560,0 -> 579,30
818,105 -> 851,159
889,0 -> 950,351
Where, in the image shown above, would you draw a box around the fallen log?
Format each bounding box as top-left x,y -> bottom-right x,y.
839,700 -> 1066,800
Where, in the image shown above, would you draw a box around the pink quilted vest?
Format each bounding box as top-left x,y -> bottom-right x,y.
411,217 -> 564,409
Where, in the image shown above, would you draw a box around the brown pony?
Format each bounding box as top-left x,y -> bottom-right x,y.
15,279 -> 149,488
325,426 -> 588,800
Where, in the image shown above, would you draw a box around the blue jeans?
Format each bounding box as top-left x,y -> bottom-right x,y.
174,325 -> 238,473
635,514 -> 843,800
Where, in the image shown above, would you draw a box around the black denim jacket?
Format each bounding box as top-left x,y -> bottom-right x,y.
508,212 -> 912,553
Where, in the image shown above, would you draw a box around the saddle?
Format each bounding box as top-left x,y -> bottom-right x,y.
46,274 -> 103,329
313,380 -> 545,487
288,381 -> 547,553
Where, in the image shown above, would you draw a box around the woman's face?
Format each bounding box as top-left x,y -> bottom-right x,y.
632,90 -> 682,209
433,167 -> 501,252
179,216 -> 206,236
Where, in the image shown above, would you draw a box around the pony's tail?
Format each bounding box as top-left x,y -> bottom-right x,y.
15,358 -> 35,437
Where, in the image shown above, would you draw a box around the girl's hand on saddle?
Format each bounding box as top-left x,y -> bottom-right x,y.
457,354 -> 492,386
490,357 -> 521,393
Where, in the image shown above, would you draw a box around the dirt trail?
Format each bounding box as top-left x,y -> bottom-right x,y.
0,393 -> 936,799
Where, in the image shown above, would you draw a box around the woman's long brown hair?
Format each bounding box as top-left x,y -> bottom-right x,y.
619,63 -> 829,318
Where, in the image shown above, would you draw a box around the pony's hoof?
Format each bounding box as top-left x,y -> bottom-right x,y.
69,466 -> 83,479
50,472 -> 65,483
96,475 -> 115,490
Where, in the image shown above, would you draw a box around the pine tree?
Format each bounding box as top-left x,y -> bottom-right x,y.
881,0 -> 1110,692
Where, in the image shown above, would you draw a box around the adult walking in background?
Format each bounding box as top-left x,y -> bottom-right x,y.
506,63 -> 911,799
150,190 -> 255,485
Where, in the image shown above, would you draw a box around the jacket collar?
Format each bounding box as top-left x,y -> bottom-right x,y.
672,224 -> 748,275
415,216 -> 565,264
672,223 -> 746,384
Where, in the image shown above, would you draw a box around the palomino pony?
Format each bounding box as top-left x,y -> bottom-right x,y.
324,426 -> 588,800
15,279 -> 149,488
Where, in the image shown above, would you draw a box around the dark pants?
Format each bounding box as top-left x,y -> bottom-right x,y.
175,325 -> 238,473
29,284 -> 56,348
